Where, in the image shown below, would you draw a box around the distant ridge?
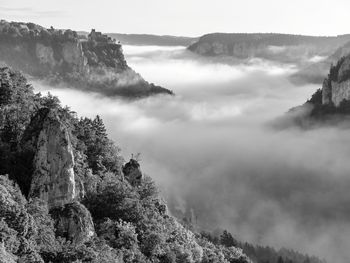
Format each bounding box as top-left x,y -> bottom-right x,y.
188,32 -> 350,62
78,31 -> 198,46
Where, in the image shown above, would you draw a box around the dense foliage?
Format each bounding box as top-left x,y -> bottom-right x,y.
0,67 -> 250,262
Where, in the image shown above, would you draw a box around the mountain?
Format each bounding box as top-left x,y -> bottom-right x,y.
0,20 -> 173,98
0,66 -> 252,262
188,33 -> 350,63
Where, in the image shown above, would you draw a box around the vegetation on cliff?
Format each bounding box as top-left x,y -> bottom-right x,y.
300,55 -> 350,119
0,67 -> 252,262
0,20 -> 173,98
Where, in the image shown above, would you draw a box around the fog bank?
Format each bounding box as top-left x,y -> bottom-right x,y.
34,46 -> 350,263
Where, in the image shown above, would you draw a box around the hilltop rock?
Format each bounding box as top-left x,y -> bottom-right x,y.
22,108 -> 95,245
50,202 -> 94,245
28,109 -> 77,209
0,20 -> 173,98
122,159 -> 143,186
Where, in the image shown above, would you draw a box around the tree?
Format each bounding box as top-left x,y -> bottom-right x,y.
220,230 -> 238,248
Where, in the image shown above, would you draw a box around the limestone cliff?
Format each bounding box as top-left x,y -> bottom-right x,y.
321,55 -> 350,106
28,109 -> 76,208
0,20 -> 173,97
23,107 -> 95,244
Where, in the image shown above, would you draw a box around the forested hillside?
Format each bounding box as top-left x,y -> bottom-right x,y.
0,66 -> 250,262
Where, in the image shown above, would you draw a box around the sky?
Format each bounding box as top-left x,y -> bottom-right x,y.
0,0 -> 350,36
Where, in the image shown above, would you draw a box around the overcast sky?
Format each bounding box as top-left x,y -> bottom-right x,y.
0,0 -> 349,37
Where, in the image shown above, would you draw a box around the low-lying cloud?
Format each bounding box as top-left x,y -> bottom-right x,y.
34,46 -> 350,263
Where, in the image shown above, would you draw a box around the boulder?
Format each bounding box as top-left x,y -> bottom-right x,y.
50,202 -> 94,245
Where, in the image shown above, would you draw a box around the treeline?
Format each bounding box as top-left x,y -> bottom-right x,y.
194,33 -> 350,47
200,230 -> 325,263
0,20 -> 79,42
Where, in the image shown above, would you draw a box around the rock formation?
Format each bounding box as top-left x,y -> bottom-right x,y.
22,107 -> 95,245
50,202 -> 94,244
28,109 -> 77,209
321,55 -> 350,106
0,20 -> 173,97
122,159 -> 143,186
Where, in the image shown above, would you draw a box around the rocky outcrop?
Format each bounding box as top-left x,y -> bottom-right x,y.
330,80 -> 350,106
321,55 -> 350,106
23,108 -> 95,244
50,202 -> 94,245
28,109 -> 77,208
35,43 -> 56,67
0,20 -> 173,98
122,159 -> 143,186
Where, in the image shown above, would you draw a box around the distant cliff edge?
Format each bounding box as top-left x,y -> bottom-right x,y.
0,20 -> 173,98
285,55 -> 350,124
188,33 -> 350,63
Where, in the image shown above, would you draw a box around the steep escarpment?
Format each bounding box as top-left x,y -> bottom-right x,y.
27,108 -> 77,208
188,33 -> 350,63
288,55 -> 350,122
290,40 -> 350,85
0,20 -> 173,98
321,55 -> 350,106
0,67 -> 253,262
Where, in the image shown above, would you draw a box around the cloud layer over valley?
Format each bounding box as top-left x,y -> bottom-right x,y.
34,46 -> 350,263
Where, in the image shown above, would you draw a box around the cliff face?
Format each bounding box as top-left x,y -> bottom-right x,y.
0,20 -> 172,97
19,107 -> 95,245
322,55 -> 350,106
28,109 -> 77,209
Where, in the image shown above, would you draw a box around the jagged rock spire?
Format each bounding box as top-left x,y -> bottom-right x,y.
122,158 -> 143,186
28,108 -> 77,209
